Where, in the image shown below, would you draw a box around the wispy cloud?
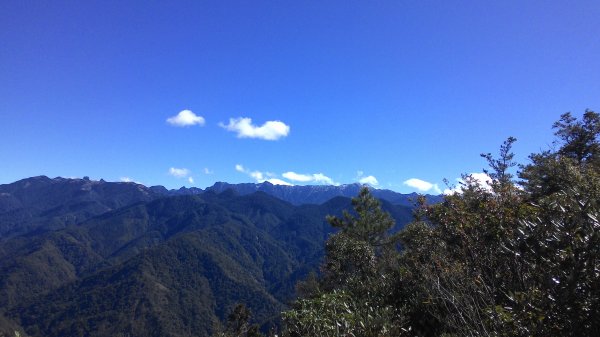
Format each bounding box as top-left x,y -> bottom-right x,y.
220,117 -> 290,140
203,168 -> 213,175
234,164 -> 293,186
250,170 -> 265,181
265,178 -> 293,186
404,178 -> 441,194
166,109 -> 205,127
169,167 -> 190,178
168,167 -> 195,185
282,171 -> 337,185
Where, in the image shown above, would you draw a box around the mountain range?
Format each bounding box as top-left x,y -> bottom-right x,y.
0,176 -> 430,336
0,176 -> 440,240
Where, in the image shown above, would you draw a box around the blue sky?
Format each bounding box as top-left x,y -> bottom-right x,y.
1,1 -> 599,193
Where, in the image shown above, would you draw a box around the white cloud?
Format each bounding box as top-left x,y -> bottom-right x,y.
168,167 -> 195,185
282,172 -> 313,182
169,167 -> 190,178
220,117 -> 290,140
250,171 -> 264,181
313,173 -> 336,185
404,178 -> 434,191
282,171 -> 336,185
356,171 -> 379,187
239,167 -> 337,186
403,178 -> 441,194
166,109 -> 205,127
203,168 -> 213,174
359,175 -> 379,186
470,172 -> 492,187
265,178 -> 293,186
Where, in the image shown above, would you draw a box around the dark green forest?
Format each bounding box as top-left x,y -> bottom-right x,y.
1,111 -> 599,337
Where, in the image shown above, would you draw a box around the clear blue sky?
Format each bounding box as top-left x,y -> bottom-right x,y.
1,1 -> 599,193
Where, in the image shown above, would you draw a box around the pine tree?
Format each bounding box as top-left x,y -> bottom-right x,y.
283,187 -> 405,337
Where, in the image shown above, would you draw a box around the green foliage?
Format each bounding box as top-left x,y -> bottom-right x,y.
327,187 -> 396,247
213,304 -> 265,337
322,188 -> 398,292
521,109 -> 600,198
283,290 -> 402,337
481,136 -> 518,186
398,110 -> 600,336
285,110 -> 600,337
553,110 -> 600,164
283,188 -> 406,336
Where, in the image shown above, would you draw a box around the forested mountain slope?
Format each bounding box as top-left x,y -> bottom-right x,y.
0,189 -> 412,337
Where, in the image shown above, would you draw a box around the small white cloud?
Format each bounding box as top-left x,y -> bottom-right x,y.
235,164 -> 294,185
470,172 -> 492,187
120,177 -> 143,184
282,171 -> 336,185
359,175 -> 379,186
356,171 -> 379,186
169,167 -> 191,178
403,178 -> 436,192
443,187 -> 460,195
167,109 -> 205,127
220,117 -> 290,140
203,168 -> 213,174
265,178 -> 294,186
188,177 -> 194,184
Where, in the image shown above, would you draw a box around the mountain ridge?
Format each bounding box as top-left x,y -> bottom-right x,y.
0,176 -> 439,240
180,181 -> 442,207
